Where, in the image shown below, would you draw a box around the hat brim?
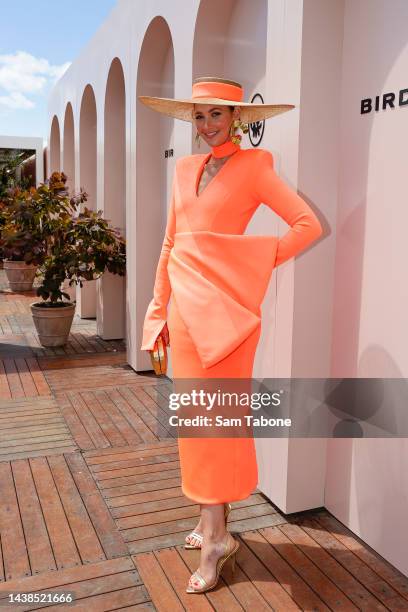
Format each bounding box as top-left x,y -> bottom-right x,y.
138,95 -> 295,123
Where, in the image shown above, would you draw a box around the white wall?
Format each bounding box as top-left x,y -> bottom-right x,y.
326,0 -> 408,577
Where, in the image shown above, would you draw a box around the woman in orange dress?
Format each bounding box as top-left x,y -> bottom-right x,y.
139,77 -> 323,593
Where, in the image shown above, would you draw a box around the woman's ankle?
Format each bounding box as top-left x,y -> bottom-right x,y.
202,528 -> 228,544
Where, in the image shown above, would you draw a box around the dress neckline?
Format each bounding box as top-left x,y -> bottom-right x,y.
195,148 -> 241,199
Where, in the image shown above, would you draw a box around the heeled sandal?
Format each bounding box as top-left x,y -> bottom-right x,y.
186,533 -> 240,594
184,503 -> 232,549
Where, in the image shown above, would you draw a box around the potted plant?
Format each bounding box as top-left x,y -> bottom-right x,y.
31,188 -> 126,347
0,172 -> 73,291
0,151 -> 34,271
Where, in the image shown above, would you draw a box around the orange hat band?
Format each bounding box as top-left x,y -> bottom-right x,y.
192,81 -> 244,102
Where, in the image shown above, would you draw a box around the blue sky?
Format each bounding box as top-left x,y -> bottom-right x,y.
0,0 -> 117,141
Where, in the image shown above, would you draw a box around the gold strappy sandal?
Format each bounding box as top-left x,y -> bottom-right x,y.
186,533 -> 239,594
184,503 -> 232,549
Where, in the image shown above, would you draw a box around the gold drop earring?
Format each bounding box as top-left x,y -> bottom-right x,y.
229,119 -> 249,144
195,131 -> 201,148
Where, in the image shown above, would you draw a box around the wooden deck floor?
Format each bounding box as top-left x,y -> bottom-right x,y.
1,270 -> 408,610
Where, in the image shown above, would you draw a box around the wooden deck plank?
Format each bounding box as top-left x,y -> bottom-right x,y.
0,408 -> 61,422
11,459 -> 56,576
26,357 -> 51,396
65,452 -> 128,559
110,496 -> 197,521
44,365 -> 139,392
0,443 -> 77,463
38,352 -> 126,371
98,467 -> 181,491
0,462 -> 31,580
0,359 -> 11,399
85,444 -> 179,467
0,432 -> 70,450
95,388 -> 145,446
2,358 -> 25,398
14,358 -> 38,397
134,552 -> 184,612
0,425 -> 68,444
47,454 -> 106,565
88,450 -> 179,474
56,393 -> 95,451
83,438 -> 177,459
106,486 -> 183,510
0,534 -> 4,582
107,387 -> 159,443
117,386 -> 173,440
80,390 -> 128,447
29,456 -> 82,571
67,390 -> 111,449
108,478 -> 241,503
0,396 -> 57,410
42,586 -> 150,612
96,461 -> 181,483
0,556 -> 134,594
131,386 -> 172,425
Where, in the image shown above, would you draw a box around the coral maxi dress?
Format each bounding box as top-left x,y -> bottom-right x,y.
141,142 -> 322,505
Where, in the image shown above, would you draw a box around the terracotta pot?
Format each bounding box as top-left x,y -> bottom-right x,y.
3,260 -> 37,291
31,301 -> 76,347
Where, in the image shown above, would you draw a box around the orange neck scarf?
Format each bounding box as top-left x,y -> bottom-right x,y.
211,139 -> 241,158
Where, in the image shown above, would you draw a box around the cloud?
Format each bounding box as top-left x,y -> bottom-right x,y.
0,51 -> 71,110
0,91 -> 34,110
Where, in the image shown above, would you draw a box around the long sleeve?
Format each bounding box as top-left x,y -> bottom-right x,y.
140,174 -> 176,351
254,150 -> 322,268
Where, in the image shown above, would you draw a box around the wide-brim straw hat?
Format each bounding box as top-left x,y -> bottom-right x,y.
139,76 -> 295,124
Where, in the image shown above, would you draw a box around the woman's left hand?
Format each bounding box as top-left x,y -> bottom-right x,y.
159,322 -> 170,346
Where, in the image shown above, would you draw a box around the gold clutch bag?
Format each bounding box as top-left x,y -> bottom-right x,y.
150,335 -> 168,376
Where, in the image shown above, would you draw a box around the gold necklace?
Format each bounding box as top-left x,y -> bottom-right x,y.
206,154 -> 233,167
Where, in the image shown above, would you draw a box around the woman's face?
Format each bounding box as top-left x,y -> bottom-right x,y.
193,104 -> 240,148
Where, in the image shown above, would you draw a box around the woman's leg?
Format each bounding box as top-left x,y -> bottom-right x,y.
187,503 -> 235,590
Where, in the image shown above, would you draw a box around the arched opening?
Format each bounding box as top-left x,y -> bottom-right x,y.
100,58 -> 126,339
62,103 -> 75,192
192,0 -> 268,153
49,115 -> 61,174
136,16 -> 175,369
62,102 -> 77,302
78,84 -> 98,318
